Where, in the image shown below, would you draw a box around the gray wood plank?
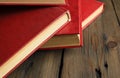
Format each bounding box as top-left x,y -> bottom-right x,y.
100,0 -> 120,77
8,50 -> 63,78
112,0 -> 120,22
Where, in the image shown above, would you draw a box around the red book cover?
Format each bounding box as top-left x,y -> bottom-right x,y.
40,0 -> 104,49
82,0 -> 104,30
0,6 -> 70,78
0,0 -> 68,5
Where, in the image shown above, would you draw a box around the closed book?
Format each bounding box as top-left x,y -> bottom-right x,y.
0,6 -> 70,78
41,0 -> 104,49
0,0 -> 67,5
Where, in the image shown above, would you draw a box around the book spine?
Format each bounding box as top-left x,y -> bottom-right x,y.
78,0 -> 83,46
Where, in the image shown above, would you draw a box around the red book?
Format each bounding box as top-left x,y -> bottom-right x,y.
0,7 -> 70,78
41,0 -> 104,49
41,0 -> 82,49
0,0 -> 67,5
82,0 -> 104,30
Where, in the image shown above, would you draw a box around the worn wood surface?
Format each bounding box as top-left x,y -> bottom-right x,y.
8,0 -> 120,78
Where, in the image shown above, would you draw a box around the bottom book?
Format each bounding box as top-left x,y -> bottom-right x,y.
40,0 -> 104,49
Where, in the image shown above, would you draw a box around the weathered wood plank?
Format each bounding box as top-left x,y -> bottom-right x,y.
112,0 -> 120,23
100,0 -> 120,77
8,50 -> 63,78
61,0 -> 120,78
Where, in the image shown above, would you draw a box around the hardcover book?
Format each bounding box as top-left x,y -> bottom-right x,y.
40,0 -> 82,49
41,0 -> 104,49
0,6 -> 70,78
0,0 -> 67,5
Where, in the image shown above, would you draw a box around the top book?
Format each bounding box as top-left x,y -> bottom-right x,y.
0,0 -> 67,5
0,6 -> 70,77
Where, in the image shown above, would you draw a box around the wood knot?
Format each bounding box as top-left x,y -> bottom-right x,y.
107,41 -> 117,48
104,62 -> 108,69
95,68 -> 102,78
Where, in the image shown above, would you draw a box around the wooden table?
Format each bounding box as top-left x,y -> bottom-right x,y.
8,0 -> 120,78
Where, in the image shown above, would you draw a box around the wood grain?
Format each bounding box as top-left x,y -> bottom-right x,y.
112,0 -> 120,25
8,50 -> 63,78
7,0 -> 120,78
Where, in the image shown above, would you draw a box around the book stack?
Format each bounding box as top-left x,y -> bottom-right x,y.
0,0 -> 104,77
